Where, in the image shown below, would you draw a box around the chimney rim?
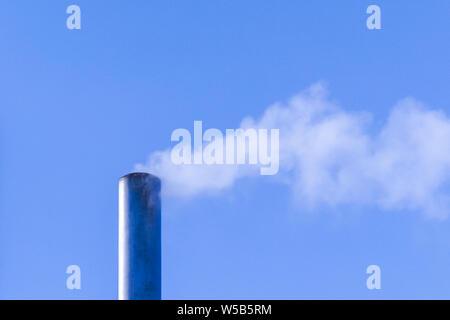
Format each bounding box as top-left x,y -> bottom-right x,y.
119,172 -> 160,182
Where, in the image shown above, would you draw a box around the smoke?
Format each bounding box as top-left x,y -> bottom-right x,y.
136,83 -> 450,218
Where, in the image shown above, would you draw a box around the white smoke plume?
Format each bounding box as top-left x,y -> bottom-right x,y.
136,83 -> 450,218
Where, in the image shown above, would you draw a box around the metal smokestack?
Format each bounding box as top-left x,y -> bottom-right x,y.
118,172 -> 161,300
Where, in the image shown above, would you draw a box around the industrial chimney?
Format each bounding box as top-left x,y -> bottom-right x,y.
118,172 -> 161,300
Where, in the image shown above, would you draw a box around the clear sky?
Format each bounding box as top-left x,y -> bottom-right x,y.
1,0 -> 450,299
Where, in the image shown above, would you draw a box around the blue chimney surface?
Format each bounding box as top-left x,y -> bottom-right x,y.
119,172 -> 161,300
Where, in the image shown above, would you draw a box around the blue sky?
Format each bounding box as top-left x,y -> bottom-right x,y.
1,0 -> 450,299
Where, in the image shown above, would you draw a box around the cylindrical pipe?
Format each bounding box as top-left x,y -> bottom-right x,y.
118,172 -> 161,300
